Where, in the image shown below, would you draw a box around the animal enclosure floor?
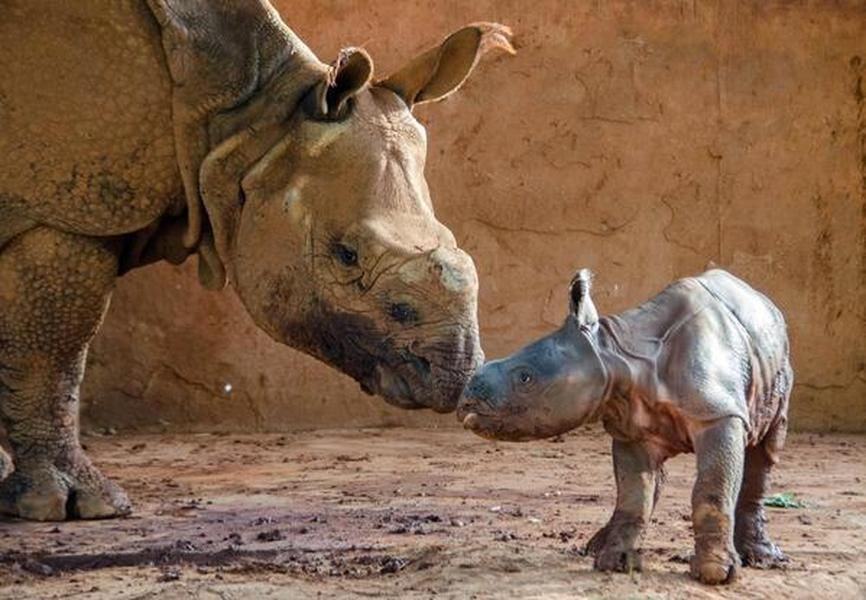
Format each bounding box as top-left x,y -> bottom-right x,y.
0,427 -> 864,599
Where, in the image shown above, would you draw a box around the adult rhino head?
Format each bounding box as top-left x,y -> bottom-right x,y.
146,4 -> 514,413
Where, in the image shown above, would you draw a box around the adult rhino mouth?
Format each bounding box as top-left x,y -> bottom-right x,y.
366,365 -> 421,409
367,341 -> 482,413
284,302 -> 481,413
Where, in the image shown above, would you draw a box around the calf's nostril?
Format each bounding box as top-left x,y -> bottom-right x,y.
466,377 -> 495,407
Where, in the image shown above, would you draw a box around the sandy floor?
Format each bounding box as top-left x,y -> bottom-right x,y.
0,427 -> 864,599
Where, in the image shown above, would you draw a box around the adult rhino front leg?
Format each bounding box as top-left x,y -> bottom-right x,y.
0,227 -> 130,520
586,439 -> 663,573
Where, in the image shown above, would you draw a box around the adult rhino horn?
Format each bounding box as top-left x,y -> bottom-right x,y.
400,247 -> 477,296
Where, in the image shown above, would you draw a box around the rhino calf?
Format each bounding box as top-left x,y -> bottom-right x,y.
458,268 -> 792,585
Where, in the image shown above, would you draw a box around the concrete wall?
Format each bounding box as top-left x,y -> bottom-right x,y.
82,0 -> 866,432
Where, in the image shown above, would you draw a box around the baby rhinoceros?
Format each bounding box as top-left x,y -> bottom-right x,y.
458,268 -> 792,585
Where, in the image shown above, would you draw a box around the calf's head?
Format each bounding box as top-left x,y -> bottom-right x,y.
458,269 -> 609,440
199,25 -> 513,413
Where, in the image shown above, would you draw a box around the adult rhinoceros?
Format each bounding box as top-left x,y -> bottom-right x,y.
0,0 -> 512,521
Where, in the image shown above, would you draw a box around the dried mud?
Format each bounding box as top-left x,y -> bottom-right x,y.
0,428 -> 864,599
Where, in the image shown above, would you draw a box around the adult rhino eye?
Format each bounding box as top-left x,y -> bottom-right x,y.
519,371 -> 533,384
332,242 -> 358,267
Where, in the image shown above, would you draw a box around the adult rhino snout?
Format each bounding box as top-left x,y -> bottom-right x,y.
352,246 -> 483,414
374,324 -> 483,413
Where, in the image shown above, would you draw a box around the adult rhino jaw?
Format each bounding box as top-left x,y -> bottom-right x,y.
216,24 -> 511,413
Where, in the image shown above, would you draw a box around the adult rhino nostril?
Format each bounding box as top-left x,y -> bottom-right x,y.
409,353 -> 431,379
388,302 -> 417,324
400,347 -> 431,380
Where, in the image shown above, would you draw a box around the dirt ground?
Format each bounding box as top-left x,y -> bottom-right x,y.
0,427 -> 864,599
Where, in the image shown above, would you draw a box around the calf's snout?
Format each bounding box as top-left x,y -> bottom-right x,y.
457,364 -> 509,432
463,372 -> 497,407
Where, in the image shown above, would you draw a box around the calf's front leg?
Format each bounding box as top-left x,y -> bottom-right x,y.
586,438 -> 662,573
690,416 -> 745,584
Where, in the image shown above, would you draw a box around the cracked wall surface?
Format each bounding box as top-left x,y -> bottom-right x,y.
82,0 -> 866,432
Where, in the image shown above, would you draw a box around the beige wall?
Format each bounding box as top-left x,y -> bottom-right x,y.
82,1 -> 866,432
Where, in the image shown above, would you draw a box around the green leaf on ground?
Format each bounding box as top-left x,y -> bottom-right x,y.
763,492 -> 805,509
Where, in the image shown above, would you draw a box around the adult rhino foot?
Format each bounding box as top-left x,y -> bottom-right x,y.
0,453 -> 130,521
737,538 -> 787,568
690,545 -> 740,585
585,522 -> 643,573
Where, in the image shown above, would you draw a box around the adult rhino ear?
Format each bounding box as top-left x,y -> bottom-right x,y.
569,269 -> 599,332
378,23 -> 515,108
308,47 -> 374,120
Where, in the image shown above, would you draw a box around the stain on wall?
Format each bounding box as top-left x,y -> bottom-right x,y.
82,0 -> 866,432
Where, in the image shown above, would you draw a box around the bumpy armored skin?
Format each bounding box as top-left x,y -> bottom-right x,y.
459,269 -> 792,585
0,1 -> 513,520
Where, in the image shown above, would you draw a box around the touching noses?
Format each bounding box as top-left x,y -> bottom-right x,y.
464,371 -> 498,410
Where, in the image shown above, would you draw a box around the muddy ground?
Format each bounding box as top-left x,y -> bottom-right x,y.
0,427 -> 864,599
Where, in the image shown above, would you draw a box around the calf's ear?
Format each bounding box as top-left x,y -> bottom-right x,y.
569,269 -> 599,331
378,22 -> 514,108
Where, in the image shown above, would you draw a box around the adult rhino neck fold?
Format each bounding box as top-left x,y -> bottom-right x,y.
206,61 -> 327,148
147,0 -> 328,288
197,65 -> 327,289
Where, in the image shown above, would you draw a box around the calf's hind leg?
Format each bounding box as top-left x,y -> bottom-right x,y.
734,419 -> 788,567
0,227 -> 130,520
690,416 -> 745,585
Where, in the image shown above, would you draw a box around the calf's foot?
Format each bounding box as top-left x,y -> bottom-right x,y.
0,450 -> 130,521
736,533 -> 786,568
586,518 -> 644,572
690,542 -> 740,584
735,442 -> 787,569
690,417 -> 745,585
586,440 -> 661,574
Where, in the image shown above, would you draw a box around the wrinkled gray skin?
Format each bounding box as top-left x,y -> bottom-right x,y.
0,0 -> 513,521
459,269 -> 792,585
